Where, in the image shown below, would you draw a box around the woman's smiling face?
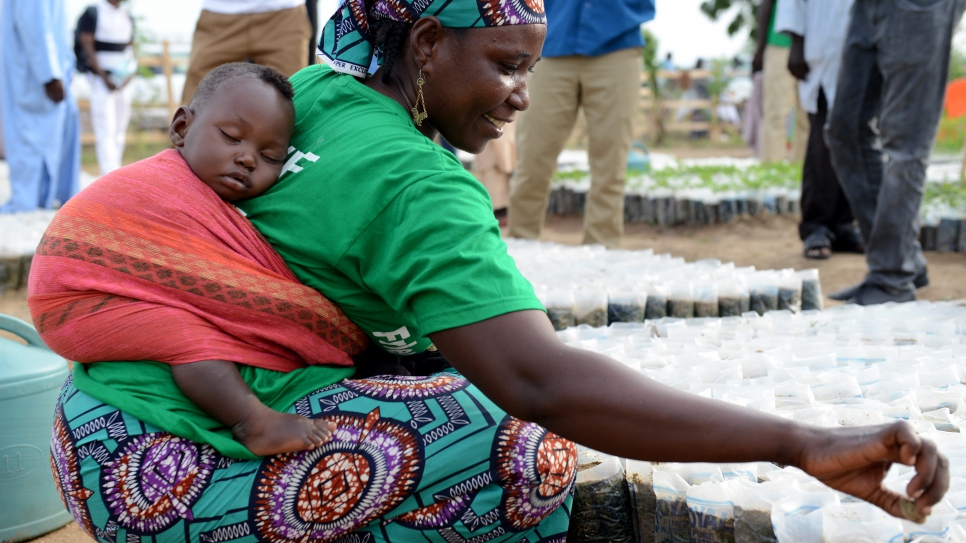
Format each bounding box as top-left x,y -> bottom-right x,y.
423,24 -> 545,154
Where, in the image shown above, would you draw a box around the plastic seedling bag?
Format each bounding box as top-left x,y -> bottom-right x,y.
654,468 -> 693,543
687,479 -> 739,543
544,289 -> 576,331
694,282 -> 720,318
749,274 -> 779,316
796,269 -> 823,311
667,280 -> 695,319
733,480 -> 796,543
777,270 -> 803,313
609,290 -> 648,324
568,447 -> 635,543
821,502 -> 904,543
771,490 -> 839,543
575,289 -> 609,328
717,278 -> 750,318
625,460 -> 656,543
646,284 -> 669,320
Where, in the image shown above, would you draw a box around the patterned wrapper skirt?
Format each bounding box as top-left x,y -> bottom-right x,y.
50,371 -> 578,543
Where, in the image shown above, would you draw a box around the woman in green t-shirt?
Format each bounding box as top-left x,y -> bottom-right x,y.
50,1 -> 947,541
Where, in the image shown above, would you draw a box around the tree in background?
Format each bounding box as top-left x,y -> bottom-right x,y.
700,0 -> 759,41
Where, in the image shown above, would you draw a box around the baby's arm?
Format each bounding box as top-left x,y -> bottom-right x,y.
171,361 -> 335,456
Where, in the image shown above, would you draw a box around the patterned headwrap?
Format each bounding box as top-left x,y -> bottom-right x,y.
318,0 -> 547,78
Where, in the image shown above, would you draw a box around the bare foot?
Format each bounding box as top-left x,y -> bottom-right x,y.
232,409 -> 336,456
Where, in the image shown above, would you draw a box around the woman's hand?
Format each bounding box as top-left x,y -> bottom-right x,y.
795,422 -> 948,523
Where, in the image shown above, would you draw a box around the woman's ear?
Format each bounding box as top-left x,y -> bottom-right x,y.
409,16 -> 444,76
168,106 -> 194,148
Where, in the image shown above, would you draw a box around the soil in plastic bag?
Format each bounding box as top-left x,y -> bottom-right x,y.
694,301 -> 719,318
609,303 -> 646,324
646,293 -> 668,320
568,470 -> 635,543
734,506 -> 776,543
800,279 -> 822,311
627,463 -> 656,543
718,297 -> 745,318
547,307 -> 576,331
667,299 -> 694,319
578,309 -> 608,328
749,291 -> 777,316
656,496 -> 691,543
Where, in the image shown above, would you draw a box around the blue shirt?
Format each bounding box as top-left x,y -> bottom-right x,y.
542,0 -> 656,58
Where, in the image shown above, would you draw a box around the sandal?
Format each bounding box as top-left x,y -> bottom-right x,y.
803,229 -> 832,259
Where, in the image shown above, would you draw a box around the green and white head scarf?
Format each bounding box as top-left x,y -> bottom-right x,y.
318,0 -> 547,78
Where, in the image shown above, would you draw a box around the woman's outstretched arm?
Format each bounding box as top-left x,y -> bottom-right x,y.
429,309 -> 948,521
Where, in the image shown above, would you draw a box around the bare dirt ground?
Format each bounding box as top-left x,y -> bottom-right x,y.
5,148 -> 965,541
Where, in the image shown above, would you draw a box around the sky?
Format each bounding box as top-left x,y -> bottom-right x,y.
61,0 -> 751,68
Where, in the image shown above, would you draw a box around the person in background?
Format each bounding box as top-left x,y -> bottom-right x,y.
662,52 -> 674,72
78,0 -> 136,176
473,122 -> 516,226
776,0 -> 863,260
180,0 -> 313,105
752,0 -> 808,164
508,0 -> 655,249
0,0 -> 80,213
826,0 -> 966,305
305,0 -> 318,66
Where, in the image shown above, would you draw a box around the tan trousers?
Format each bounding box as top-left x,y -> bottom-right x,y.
473,122 -> 516,210
761,45 -> 809,163
508,47 -> 641,249
181,5 -> 312,105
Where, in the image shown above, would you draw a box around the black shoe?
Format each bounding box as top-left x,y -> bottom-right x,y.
847,284 -> 915,306
914,267 -> 929,289
829,281 -> 864,301
831,268 -> 928,301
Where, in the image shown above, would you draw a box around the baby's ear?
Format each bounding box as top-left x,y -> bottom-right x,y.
168,106 -> 194,148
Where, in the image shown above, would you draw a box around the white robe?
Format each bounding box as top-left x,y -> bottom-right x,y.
775,0 -> 855,115
0,0 -> 80,212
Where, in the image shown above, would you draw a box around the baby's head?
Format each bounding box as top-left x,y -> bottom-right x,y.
169,63 -> 295,201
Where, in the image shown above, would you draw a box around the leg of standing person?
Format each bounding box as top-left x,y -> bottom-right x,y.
112,83 -> 134,171
800,88 -> 854,258
579,47 -> 641,249
507,56 -> 581,241
90,75 -> 121,175
53,92 -> 81,207
850,0 -> 966,302
248,6 -> 312,78
181,11 -> 249,106
306,0 -> 319,66
825,0 -> 885,300
760,45 -> 795,163
790,86 -> 810,163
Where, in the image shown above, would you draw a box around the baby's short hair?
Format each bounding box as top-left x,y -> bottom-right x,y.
190,62 -> 294,112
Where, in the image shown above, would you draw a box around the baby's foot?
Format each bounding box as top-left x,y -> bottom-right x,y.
233,410 -> 336,456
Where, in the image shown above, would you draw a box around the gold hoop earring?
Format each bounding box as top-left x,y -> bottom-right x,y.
411,71 -> 428,127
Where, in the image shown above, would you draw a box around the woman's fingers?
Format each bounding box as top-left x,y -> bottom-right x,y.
907,438 -> 941,499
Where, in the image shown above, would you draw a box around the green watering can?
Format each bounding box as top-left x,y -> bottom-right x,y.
627,141 -> 651,172
0,314 -> 72,542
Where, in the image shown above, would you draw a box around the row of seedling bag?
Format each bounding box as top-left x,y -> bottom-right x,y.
535,268 -> 822,331
561,301 -> 966,542
570,446 -> 965,543
547,183 -> 801,227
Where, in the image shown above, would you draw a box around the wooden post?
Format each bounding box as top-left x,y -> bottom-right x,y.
960,144 -> 966,182
163,40 -> 176,121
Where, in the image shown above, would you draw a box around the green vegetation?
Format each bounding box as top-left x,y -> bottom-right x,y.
553,163 -> 802,192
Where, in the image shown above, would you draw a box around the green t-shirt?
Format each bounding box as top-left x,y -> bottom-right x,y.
767,1 -> 792,48
237,64 -> 543,356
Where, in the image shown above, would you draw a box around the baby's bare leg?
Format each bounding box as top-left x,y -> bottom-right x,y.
171,360 -> 335,456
